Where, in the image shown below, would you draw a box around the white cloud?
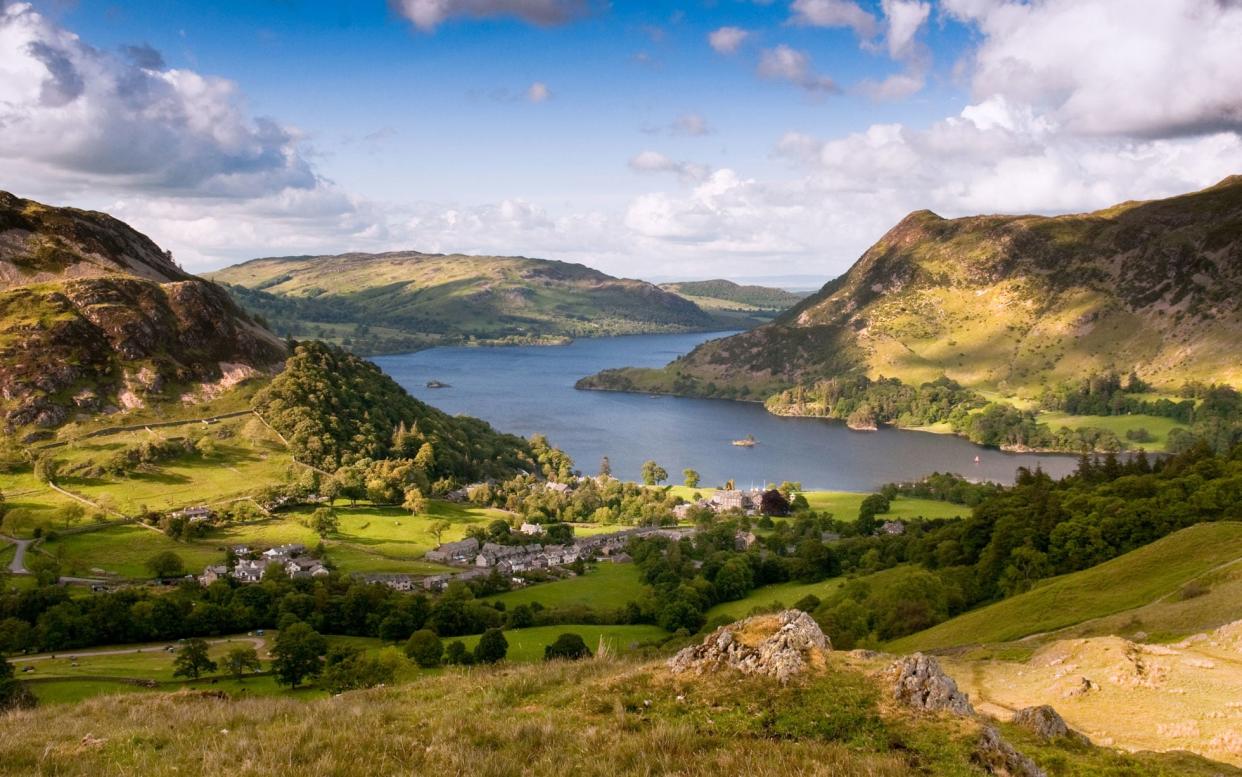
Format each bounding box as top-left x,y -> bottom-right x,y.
391,0 -> 588,32
790,0 -> 878,39
857,71 -> 925,101
672,113 -> 711,137
0,3 -> 316,198
757,45 -> 839,93
627,151 -> 710,182
707,26 -> 749,54
881,0 -> 930,60
947,0 -> 1242,138
526,81 -> 551,102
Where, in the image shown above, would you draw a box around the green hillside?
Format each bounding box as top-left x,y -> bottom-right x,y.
887,522 -> 1242,653
211,251 -> 726,354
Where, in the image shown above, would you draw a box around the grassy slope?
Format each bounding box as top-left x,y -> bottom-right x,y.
457,625 -> 668,661
1034,412 -> 1188,451
486,563 -> 647,610
0,651 -> 1226,777
888,522 -> 1242,653
210,252 -> 722,350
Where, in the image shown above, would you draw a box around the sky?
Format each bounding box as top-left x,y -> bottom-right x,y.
2,1 -> 1241,283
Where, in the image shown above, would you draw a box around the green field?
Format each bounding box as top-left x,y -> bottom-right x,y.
1035,411 -> 1189,451
888,522 -> 1242,653
0,470 -> 98,537
53,417 -> 296,514
457,624 -> 669,661
662,485 -> 967,522
706,578 -> 846,621
40,525 -> 226,579
486,563 -> 647,610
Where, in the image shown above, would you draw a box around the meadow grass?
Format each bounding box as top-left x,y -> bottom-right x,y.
486,563 -> 647,610
0,470 -> 95,536
706,578 -> 847,621
40,525 -> 225,579
888,522 -> 1242,653
1035,411 -> 1188,451
457,624 -> 669,661
663,485 -> 967,522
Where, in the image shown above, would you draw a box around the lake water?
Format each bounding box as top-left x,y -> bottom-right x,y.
374,332 -> 1078,491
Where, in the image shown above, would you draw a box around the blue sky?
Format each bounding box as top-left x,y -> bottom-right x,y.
3,1 -> 1241,281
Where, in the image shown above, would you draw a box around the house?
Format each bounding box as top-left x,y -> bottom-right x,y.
425,537 -> 480,565
711,490 -> 752,512
199,565 -> 229,585
672,503 -> 692,520
422,574 -> 451,592
285,557 -> 329,579
545,482 -> 571,494
263,544 -> 306,560
358,573 -> 413,591
519,522 -> 545,536
171,506 -> 214,523
734,531 -> 758,551
444,488 -> 470,503
232,559 -> 271,583
231,546 -> 253,557
881,521 -> 906,536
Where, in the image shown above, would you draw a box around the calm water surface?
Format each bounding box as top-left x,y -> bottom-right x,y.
374,332 -> 1077,491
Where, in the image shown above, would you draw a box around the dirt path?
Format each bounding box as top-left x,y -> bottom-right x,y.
1,534 -> 31,574
16,636 -> 267,663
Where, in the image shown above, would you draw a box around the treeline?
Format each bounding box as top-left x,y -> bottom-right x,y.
252,341 -> 532,477
767,375 -> 983,430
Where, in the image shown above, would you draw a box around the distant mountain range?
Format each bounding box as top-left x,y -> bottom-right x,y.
210,253 -> 759,355
581,176 -> 1242,401
0,192 -> 286,431
658,280 -> 806,315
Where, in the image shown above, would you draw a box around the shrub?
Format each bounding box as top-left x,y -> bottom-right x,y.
544,633 -> 592,661
405,629 -> 443,668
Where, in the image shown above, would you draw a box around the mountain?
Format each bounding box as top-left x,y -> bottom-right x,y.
659,279 -> 806,327
582,177 -> 1242,402
0,192 -> 286,431
210,252 -> 724,354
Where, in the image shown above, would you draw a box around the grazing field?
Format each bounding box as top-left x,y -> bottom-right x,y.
888,522 -> 1242,653
486,563 -> 647,610
706,578 -> 846,621
662,485 -> 967,522
53,417 -> 297,514
458,624 -> 669,662
39,525 -> 225,579
0,470 -> 97,537
1035,411 -> 1188,451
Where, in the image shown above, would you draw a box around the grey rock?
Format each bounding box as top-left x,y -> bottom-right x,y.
667,609 -> 831,683
973,725 -> 1047,777
887,653 -> 974,715
1012,705 -> 1090,744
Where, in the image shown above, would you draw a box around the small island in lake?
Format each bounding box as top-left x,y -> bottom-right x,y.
426,380 -> 451,389
731,434 -> 757,447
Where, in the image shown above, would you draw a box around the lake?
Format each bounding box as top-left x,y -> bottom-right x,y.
374,332 -> 1078,491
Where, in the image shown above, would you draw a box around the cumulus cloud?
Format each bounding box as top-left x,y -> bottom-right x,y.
0,3 -> 317,197
628,151 -> 710,182
707,25 -> 749,54
946,0 -> 1242,138
757,45 -> 839,93
881,0 -> 930,60
790,0 -> 878,39
526,81 -> 551,102
672,113 -> 711,136
391,0 -> 589,32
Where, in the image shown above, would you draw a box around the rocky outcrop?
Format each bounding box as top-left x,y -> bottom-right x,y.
886,653 -> 975,715
973,725 -> 1048,777
0,192 -> 287,429
1012,705 -> 1089,744
667,610 -> 831,683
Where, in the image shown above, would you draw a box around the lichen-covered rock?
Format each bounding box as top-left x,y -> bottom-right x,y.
1012,705 -> 1089,744
973,725 -> 1047,777
667,610 -> 831,683
887,653 -> 974,715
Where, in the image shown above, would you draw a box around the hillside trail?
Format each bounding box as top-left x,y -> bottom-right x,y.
16,636 -> 268,663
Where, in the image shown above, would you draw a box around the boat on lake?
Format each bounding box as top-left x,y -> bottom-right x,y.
426,380 -> 451,389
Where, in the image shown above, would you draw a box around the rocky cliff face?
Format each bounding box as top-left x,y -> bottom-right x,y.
584,176 -> 1242,398
0,192 -> 287,430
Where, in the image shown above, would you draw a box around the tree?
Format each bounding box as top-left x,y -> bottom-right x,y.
444,640 -> 472,665
405,629 -> 443,668
759,489 -> 791,517
146,551 -> 185,579
544,633 -> 592,661
402,487 -> 427,516
598,456 -> 612,479
271,622 -> 327,688
0,658 -> 34,711
682,469 -> 701,488
473,628 -> 508,664
306,507 -> 339,538
223,645 -> 262,681
172,638 -> 218,680
429,519 -> 451,546
641,460 -> 668,486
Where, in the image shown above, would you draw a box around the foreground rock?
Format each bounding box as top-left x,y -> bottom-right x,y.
667,610 -> 830,683
974,725 -> 1048,777
1012,705 -> 1090,744
887,653 -> 975,715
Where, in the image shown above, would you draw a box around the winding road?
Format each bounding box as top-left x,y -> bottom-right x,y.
1,534 -> 31,574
